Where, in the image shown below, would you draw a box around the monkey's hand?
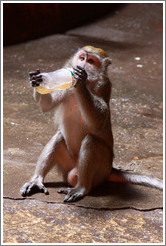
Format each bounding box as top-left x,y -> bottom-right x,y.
73,66 -> 87,87
29,69 -> 43,87
20,175 -> 49,197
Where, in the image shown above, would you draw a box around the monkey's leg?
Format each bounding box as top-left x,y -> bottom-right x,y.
58,134 -> 112,202
20,130 -> 75,196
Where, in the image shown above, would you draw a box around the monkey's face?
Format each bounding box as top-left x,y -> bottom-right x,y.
77,52 -> 101,68
72,50 -> 102,81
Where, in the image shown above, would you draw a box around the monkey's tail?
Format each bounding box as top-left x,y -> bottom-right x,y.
109,167 -> 163,190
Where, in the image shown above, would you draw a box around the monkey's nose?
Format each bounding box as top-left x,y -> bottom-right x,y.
80,61 -> 86,68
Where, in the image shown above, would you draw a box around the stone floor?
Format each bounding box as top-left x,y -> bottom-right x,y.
3,3 -> 163,244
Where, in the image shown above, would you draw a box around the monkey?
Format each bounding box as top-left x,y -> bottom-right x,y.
20,45 -> 163,202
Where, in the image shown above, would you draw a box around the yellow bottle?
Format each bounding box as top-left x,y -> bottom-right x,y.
35,68 -> 77,94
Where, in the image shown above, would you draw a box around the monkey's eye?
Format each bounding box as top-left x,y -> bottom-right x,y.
87,59 -> 94,64
80,56 -> 85,61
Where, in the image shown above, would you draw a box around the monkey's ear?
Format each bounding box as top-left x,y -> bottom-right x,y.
102,57 -> 112,69
103,57 -> 112,65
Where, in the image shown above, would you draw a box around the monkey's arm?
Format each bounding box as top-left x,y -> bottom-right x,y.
33,89 -> 67,112
76,86 -> 109,130
74,67 -> 110,130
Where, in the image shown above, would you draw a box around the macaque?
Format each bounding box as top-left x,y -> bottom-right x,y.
20,46 -> 163,202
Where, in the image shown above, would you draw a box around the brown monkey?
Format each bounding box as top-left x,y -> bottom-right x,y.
20,46 -> 163,202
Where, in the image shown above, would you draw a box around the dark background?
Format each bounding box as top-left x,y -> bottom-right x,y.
3,3 -> 124,46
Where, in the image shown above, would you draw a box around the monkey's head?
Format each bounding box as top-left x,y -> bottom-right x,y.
71,46 -> 112,81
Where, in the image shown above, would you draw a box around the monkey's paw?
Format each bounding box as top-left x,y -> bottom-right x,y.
20,181 -> 49,197
58,186 -> 86,202
73,66 -> 87,86
29,69 -> 43,87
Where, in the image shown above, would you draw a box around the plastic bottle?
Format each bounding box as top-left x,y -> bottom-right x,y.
35,68 -> 77,94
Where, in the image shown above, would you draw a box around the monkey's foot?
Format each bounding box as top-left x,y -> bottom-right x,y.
20,180 -> 49,197
58,186 -> 86,202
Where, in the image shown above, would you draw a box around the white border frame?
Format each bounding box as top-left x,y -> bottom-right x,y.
1,1 -> 165,245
